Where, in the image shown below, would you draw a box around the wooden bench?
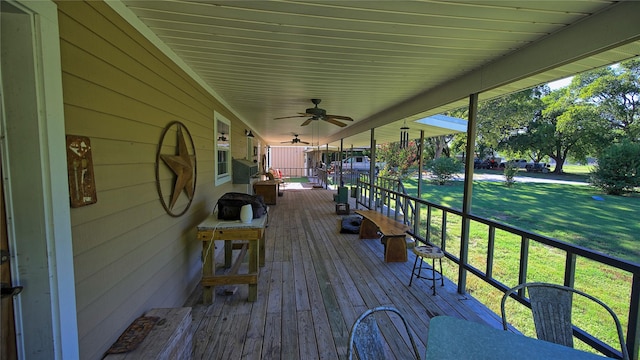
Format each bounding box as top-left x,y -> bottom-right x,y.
105,307 -> 192,360
354,210 -> 411,262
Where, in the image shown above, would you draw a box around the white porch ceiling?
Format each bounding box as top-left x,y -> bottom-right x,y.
114,0 -> 640,147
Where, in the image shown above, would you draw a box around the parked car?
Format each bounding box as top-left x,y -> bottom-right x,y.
499,159 -> 528,168
474,158 -> 499,169
329,156 -> 382,173
525,162 -> 551,173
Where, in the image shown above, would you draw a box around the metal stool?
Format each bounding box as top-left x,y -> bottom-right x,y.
408,244 -> 444,295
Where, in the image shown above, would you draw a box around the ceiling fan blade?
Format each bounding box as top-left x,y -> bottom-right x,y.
326,114 -> 354,121
274,113 -> 310,120
300,141 -> 310,144
301,118 -> 313,126
325,118 -> 347,127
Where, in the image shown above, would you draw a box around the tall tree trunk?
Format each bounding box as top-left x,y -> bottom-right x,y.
434,136 -> 445,158
553,160 -> 564,174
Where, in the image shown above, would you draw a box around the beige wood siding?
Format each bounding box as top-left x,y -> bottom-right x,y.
56,2 -> 251,358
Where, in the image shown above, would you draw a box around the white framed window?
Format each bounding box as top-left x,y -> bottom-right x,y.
214,112 -> 231,185
247,137 -> 253,159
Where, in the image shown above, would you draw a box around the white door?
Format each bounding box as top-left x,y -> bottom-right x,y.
1,1 -> 79,358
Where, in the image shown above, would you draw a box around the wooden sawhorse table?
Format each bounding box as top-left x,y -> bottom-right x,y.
196,213 -> 267,303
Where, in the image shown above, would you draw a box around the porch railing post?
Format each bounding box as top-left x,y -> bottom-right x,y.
458,92 -> 478,294
415,130 -> 424,236
628,274 -> 640,360
368,129 -> 375,209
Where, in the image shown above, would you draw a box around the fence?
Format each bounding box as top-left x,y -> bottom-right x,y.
355,173 -> 639,360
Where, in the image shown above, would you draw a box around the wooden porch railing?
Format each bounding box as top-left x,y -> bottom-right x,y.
356,173 -> 640,360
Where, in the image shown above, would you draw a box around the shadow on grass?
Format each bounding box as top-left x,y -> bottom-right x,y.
403,179 -> 640,264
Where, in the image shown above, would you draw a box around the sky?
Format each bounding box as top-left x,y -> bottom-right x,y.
547,77 -> 572,90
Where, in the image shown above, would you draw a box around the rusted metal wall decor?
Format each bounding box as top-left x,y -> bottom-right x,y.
155,121 -> 197,217
66,135 -> 97,207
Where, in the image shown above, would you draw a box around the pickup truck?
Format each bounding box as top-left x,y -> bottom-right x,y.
525,162 -> 551,173
330,156 -> 383,173
499,159 -> 528,168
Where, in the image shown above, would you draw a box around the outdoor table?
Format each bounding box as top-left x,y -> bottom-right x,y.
425,316 -> 605,359
196,213 -> 267,304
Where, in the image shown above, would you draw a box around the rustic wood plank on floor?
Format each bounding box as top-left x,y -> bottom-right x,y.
186,184 -> 503,359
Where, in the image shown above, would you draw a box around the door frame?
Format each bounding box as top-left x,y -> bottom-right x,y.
0,1 -> 79,358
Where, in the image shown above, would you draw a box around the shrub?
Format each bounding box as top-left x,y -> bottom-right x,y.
589,141 -> 640,195
503,163 -> 520,187
427,157 -> 463,185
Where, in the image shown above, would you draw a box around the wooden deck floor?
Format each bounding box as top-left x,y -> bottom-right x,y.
185,183 -> 503,359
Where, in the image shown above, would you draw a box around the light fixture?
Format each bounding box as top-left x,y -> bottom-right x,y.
245,129 -> 255,138
400,120 -> 409,148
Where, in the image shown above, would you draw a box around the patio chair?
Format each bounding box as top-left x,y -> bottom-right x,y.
347,306 -> 421,360
500,282 -> 629,360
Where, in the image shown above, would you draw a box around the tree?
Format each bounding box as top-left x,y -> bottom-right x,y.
449,61 -> 638,174
427,157 -> 463,185
448,88 -> 545,161
501,88 -> 610,173
590,141 -> 640,195
376,140 -> 420,179
423,135 -> 453,160
574,59 -> 640,142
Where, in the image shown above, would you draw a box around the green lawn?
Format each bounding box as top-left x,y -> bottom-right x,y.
404,178 -> 639,263
286,177 -> 310,183
401,176 -> 639,355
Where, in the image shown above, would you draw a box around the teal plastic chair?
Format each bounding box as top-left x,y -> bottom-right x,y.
501,282 -> 629,360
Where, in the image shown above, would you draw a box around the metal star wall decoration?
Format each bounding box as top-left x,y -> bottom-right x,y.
155,121 -> 197,217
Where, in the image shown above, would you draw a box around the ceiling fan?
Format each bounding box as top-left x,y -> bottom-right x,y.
274,98 -> 354,127
281,134 -> 309,145
217,132 -> 228,141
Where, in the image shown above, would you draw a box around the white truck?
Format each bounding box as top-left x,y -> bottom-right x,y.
331,156 -> 383,173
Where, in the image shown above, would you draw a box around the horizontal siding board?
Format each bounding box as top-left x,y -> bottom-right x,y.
63,103 -> 212,151
71,196 -> 166,255
74,215 -> 199,313
61,73 -> 210,143
58,1 -> 212,114
56,1 -> 255,357
78,238 -> 200,360
54,1 -> 240,358
62,76 -> 185,143
59,40 -> 210,125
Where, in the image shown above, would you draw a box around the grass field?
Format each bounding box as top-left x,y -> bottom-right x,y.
401,171 -> 639,356
286,177 -> 309,183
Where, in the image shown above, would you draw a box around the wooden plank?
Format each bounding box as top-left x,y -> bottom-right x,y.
297,310 -> 320,359
355,209 -> 411,236
201,274 -> 258,286
296,213 -> 339,359
218,313 -> 251,360
241,261 -> 271,360
292,216 -> 311,312
266,261 -> 283,314
105,308 -> 192,360
228,243 -> 249,275
280,261 -> 300,359
262,312 -> 282,358
185,186 -> 507,359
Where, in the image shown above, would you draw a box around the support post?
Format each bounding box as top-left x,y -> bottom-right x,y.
458,93 -> 478,294
339,138 -> 344,186
415,130 -> 424,235
325,143 -> 329,189
368,129 -> 375,209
